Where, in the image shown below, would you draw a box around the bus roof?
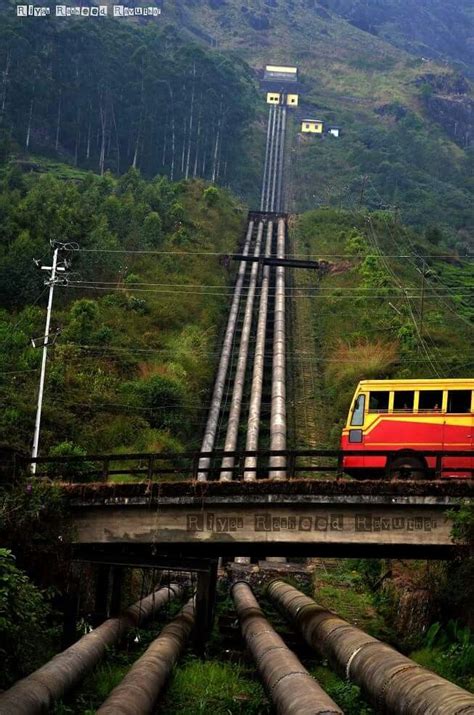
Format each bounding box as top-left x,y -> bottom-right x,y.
357,378 -> 473,388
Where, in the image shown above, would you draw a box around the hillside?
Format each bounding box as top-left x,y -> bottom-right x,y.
317,0 -> 474,77
0,163 -> 245,457
0,3 -> 472,242
289,208 -> 473,449
0,16 -> 261,200
164,0 -> 473,245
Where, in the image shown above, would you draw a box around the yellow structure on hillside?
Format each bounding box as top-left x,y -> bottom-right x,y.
267,92 -> 281,104
301,119 -> 324,134
267,92 -> 299,106
264,65 -> 298,82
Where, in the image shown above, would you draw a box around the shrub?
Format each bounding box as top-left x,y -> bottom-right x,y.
203,186 -> 220,207
123,375 -> 186,431
326,339 -> 398,385
48,441 -> 95,481
0,548 -> 56,688
65,299 -> 100,343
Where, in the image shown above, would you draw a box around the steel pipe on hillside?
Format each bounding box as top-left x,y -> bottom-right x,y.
276,106 -> 287,213
0,584 -> 182,715
231,581 -> 343,715
269,106 -> 282,212
97,598 -> 195,715
267,580 -> 474,715
269,218 -> 287,480
260,106 -> 274,211
197,221 -> 254,481
244,221 -> 273,481
264,104 -> 278,212
220,221 -> 264,480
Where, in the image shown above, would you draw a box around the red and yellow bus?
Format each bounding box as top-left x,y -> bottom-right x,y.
341,379 -> 473,479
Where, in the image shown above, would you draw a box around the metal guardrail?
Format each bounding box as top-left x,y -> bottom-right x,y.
1,448 -> 472,483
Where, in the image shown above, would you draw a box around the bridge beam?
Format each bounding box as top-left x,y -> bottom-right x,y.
65,482 -> 469,559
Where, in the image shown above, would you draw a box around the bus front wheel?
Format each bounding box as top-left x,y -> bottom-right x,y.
389,453 -> 427,481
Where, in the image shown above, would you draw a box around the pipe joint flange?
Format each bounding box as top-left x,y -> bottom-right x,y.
375,663 -> 422,710
254,644 -> 288,666
230,580 -> 254,594
345,640 -> 379,680
269,670 -> 315,692
246,628 -> 277,644
167,584 -> 182,599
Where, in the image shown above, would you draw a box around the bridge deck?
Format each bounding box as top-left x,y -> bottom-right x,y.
65,479 -> 472,559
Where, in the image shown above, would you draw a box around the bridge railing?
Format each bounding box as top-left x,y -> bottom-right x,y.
2,448 -> 472,483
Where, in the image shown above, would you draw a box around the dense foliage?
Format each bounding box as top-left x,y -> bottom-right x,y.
0,547 -> 57,688
292,114 -> 473,247
0,164 -> 244,456
291,208 -> 473,448
0,16 -> 258,196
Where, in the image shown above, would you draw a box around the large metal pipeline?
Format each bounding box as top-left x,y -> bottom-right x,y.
243,220 -> 273,481
97,598 -> 195,715
267,580 -> 474,715
260,106 -> 274,211
197,221 -> 254,481
269,218 -> 287,480
276,106 -> 287,213
264,104 -> 278,212
231,581 -> 343,715
269,106 -> 282,212
0,584 -> 182,715
220,221 -> 264,480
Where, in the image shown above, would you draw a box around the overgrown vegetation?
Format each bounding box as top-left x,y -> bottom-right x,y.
0,165 -> 244,457
161,658 -> 269,715
291,114 -> 473,246
0,548 -> 58,688
0,17 -> 258,198
311,667 -> 374,715
292,208 -> 473,448
411,620 -> 474,692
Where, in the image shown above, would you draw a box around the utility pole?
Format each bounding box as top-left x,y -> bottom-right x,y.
415,259 -> 430,338
420,263 -> 426,336
31,244 -> 68,475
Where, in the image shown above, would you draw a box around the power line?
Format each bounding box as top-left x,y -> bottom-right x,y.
67,246 -> 473,260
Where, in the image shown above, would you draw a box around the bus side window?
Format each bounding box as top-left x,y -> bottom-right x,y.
447,390 -> 472,413
419,390 -> 443,411
369,391 -> 389,413
351,394 -> 365,426
393,391 -> 414,411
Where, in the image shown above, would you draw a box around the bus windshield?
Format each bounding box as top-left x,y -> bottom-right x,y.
351,394 -> 365,426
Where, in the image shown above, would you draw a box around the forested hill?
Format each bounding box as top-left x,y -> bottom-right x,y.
0,17 -> 259,198
317,0 -> 474,77
164,0 -> 473,247
0,166 -> 245,457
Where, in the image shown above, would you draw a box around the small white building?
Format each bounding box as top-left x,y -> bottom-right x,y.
327,126 -> 341,138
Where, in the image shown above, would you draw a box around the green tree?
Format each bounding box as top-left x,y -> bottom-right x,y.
0,548 -> 55,688
143,211 -> 163,247
64,299 -> 100,343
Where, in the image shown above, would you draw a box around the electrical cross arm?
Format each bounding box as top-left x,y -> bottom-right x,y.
230,254 -> 322,270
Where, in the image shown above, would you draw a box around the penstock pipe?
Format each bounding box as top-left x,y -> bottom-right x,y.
267,579 -> 474,715
231,581 -> 343,715
0,583 -> 182,715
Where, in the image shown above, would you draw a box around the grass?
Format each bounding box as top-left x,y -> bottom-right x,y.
313,560 -> 391,639
52,662 -> 130,713
159,658 -> 269,715
410,647 -> 474,693
291,208 -> 473,448
311,666 -> 374,715
326,338 -> 398,384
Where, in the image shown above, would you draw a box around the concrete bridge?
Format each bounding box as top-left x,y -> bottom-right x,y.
65,479 -> 472,561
